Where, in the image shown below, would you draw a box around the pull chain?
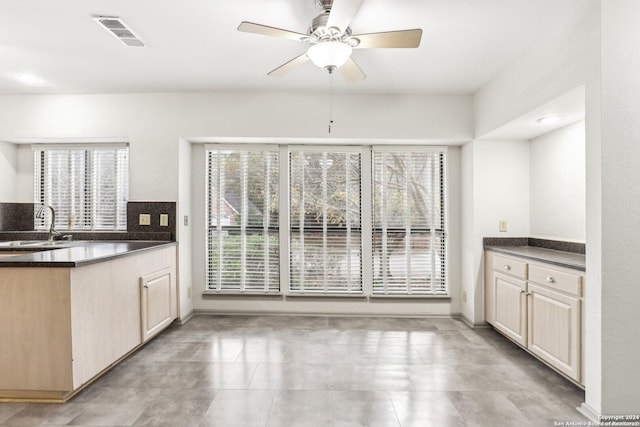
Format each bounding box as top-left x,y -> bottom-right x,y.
328,67 -> 334,134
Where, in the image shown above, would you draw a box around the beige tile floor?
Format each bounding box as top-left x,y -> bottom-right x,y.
0,315 -> 588,426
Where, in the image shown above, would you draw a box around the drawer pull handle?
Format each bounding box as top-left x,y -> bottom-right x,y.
503,265 -> 511,270
545,276 -> 555,283
520,290 -> 526,294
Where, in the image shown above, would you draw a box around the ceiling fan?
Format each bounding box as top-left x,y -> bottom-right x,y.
237,0 -> 422,83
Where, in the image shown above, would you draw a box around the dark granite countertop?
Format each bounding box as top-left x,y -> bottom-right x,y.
485,245 -> 585,271
0,240 -> 176,268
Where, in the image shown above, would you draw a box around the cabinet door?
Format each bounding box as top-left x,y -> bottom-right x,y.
485,252 -> 496,325
140,268 -> 173,342
527,283 -> 581,382
493,273 -> 528,346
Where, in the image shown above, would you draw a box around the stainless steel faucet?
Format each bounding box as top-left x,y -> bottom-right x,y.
36,205 -> 61,241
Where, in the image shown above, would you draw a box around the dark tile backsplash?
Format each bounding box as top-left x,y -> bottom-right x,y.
0,203 -> 34,231
0,231 -> 172,241
484,237 -> 585,254
528,238 -> 585,254
0,201 -> 176,241
127,201 -> 177,241
482,237 -> 528,247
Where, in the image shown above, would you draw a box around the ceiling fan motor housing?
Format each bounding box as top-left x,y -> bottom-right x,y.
315,0 -> 334,11
308,10 -> 353,41
310,0 -> 354,36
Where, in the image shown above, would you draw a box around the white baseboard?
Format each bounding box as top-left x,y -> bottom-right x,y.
460,313 -> 491,329
577,402 -> 600,423
178,310 -> 194,324
192,309 -> 458,319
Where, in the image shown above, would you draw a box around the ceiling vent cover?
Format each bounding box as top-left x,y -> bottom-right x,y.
93,16 -> 145,47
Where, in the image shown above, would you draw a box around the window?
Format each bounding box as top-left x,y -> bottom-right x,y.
34,144 -> 129,231
372,148 -> 447,294
206,146 -> 279,292
289,149 -> 362,293
203,145 -> 447,297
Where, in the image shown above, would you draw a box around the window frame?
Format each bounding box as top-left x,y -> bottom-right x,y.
371,146 -> 448,296
204,144 -> 281,294
33,143 -> 129,232
202,144 -> 448,298
288,145 -> 365,295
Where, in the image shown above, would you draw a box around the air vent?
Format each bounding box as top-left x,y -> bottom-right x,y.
93,16 -> 145,47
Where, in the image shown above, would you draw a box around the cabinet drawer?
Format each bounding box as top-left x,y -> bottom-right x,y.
493,255 -> 527,279
529,264 -> 582,297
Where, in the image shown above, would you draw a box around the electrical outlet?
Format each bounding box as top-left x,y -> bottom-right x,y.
139,213 -> 151,226
461,290 -> 467,303
160,214 -> 169,227
499,220 -> 508,232
184,215 -> 189,226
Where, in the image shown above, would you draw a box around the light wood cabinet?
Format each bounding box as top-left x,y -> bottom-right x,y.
493,272 -> 528,347
527,282 -> 581,381
485,249 -> 584,386
141,267 -> 175,342
0,245 -> 177,402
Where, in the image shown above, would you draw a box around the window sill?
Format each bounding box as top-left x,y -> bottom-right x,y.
369,294 -> 451,300
287,292 -> 367,299
200,291 -> 450,301
202,290 -> 283,299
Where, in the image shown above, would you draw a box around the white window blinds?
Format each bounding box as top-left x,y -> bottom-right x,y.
33,144 -> 129,231
206,147 -> 280,292
289,149 -> 362,293
372,149 -> 447,295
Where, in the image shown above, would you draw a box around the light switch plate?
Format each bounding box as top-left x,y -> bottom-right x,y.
160,214 -> 169,227
139,213 -> 151,226
499,220 -> 508,232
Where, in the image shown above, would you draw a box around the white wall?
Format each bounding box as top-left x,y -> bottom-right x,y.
460,140 -> 530,324
598,0 -> 640,414
530,121 -> 586,242
473,140 -> 531,240
474,1 -> 599,138
0,92 -> 472,320
460,142 -> 475,323
0,141 -> 17,201
446,146 -> 463,316
177,138 -> 194,319
0,92 -> 473,202
15,145 -> 33,202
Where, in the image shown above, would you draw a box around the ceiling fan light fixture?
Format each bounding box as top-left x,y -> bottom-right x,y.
307,41 -> 352,69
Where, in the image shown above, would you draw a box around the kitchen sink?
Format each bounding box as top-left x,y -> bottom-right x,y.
0,241 -> 39,247
22,240 -> 77,247
0,240 -> 79,248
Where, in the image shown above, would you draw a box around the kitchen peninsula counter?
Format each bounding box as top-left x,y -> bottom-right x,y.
0,240 -> 177,403
0,240 -> 177,268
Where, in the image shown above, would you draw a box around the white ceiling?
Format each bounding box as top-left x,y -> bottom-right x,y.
0,0 -> 585,96
480,87 -> 586,140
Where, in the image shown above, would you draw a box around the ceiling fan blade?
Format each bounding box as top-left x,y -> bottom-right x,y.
353,29 -> 423,49
326,0 -> 365,34
267,53 -> 310,77
237,21 -> 306,42
338,57 -> 366,83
